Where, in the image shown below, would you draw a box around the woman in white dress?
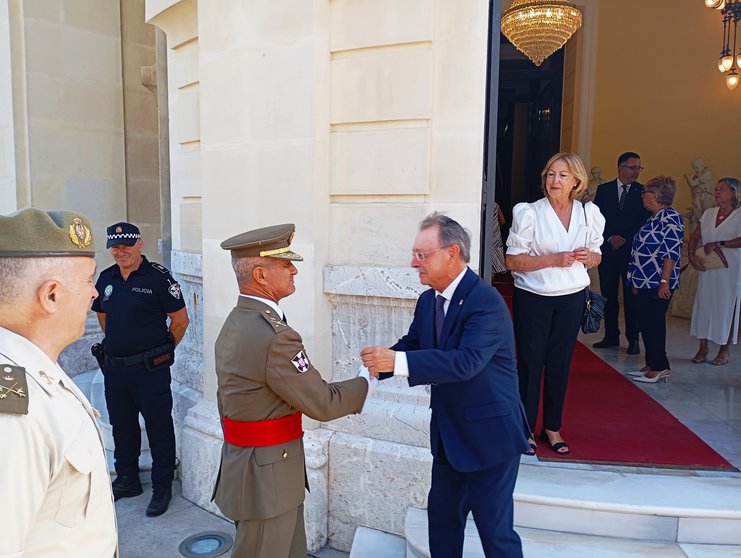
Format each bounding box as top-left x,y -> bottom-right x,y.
688,177 -> 741,366
506,152 -> 605,456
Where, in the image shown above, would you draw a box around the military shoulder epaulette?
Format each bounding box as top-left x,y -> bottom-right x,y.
150,262 -> 171,275
0,364 -> 29,415
259,310 -> 290,333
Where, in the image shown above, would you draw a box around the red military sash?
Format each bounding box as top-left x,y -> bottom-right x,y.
222,412 -> 303,447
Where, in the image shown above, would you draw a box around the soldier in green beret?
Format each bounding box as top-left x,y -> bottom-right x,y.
213,223 -> 373,558
0,208 -> 117,557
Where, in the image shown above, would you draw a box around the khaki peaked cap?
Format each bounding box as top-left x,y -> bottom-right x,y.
220,223 -> 303,261
0,208 -> 96,257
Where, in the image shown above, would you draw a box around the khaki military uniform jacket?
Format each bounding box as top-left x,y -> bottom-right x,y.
0,327 -> 117,558
212,296 -> 367,520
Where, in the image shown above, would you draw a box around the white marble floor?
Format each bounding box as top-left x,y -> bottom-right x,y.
579,314 -> 741,470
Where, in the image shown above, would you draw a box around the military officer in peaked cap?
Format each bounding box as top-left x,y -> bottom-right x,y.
92,221 -> 190,517
213,223 -> 373,558
0,208 -> 117,557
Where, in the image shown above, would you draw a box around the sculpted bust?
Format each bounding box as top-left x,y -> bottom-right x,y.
580,166 -> 603,202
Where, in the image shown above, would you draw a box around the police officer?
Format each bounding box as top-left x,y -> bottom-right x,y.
93,221 -> 190,517
213,223 -> 372,558
0,208 -> 117,557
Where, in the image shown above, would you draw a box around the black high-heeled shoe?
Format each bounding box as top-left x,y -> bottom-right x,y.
540,430 -> 571,455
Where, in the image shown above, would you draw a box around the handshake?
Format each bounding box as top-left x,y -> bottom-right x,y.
355,346 -> 396,404
359,346 -> 395,378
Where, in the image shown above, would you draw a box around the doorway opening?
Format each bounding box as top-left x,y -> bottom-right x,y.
481,12 -> 565,282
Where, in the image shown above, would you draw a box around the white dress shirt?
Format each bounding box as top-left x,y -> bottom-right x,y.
616,179 -> 632,203
506,197 -> 605,296
393,267 -> 468,377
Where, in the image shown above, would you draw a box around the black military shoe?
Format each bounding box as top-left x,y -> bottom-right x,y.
112,475 -> 143,501
146,488 -> 172,517
627,339 -> 640,355
593,337 -> 620,349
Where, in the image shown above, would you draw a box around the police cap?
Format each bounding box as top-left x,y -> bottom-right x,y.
0,208 -> 95,257
220,223 -> 303,260
106,222 -> 142,248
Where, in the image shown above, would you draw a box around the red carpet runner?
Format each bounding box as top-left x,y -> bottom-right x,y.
535,342 -> 736,470
492,275 -> 734,470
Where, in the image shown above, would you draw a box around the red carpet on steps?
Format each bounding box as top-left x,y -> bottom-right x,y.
491,275 -> 734,471
535,341 -> 736,470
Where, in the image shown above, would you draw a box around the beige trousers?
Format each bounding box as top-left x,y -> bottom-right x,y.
233,503 -> 306,558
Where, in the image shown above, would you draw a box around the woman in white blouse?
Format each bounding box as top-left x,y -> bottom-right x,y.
506,152 -> 605,456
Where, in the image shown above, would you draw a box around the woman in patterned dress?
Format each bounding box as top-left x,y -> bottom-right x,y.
626,176 -> 685,383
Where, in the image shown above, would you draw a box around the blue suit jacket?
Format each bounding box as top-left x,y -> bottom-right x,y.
390,268 -> 529,472
593,179 -> 650,256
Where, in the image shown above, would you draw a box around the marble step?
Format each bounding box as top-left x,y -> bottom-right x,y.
514,463 -> 741,544
403,508 -> 741,558
349,526 -> 405,558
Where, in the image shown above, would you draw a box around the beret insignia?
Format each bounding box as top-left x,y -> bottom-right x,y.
68,217 -> 93,249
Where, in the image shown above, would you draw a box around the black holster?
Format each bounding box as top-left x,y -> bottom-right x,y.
91,342 -> 106,369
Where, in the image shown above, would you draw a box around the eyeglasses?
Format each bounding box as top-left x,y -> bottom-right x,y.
641,190 -> 657,196
620,165 -> 644,172
411,246 -> 450,261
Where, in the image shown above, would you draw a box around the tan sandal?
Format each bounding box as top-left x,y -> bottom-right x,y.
711,351 -> 729,366
692,347 -> 709,363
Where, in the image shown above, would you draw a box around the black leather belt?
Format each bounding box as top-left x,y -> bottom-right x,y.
105,342 -> 173,368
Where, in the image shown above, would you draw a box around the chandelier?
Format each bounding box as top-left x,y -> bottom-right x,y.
705,0 -> 741,90
501,0 -> 583,67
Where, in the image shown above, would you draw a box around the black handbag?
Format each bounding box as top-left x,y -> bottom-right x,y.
582,287 -> 607,334
580,202 -> 607,334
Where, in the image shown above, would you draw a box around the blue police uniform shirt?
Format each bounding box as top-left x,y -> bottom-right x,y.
92,255 -> 185,357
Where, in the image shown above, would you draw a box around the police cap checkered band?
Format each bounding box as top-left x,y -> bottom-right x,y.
106,222 -> 142,248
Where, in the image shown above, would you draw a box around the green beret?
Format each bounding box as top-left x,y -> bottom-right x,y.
0,208 -> 96,257
220,223 -> 303,260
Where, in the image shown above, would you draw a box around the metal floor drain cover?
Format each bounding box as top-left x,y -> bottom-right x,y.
179,531 -> 233,558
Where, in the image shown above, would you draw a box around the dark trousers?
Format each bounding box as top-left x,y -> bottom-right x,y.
513,287 -> 583,433
428,444 -> 522,558
635,289 -> 672,371
102,363 -> 176,489
597,251 -> 639,342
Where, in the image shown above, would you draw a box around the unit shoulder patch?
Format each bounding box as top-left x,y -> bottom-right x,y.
0,364 -> 29,415
291,350 -> 310,373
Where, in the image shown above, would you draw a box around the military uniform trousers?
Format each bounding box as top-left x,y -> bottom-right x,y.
233,503 -> 306,558
102,362 -> 176,488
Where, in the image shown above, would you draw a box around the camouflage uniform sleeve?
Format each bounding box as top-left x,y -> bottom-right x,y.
265,328 -> 368,422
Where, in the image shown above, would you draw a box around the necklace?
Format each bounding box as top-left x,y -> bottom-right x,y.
718,208 -> 733,220
717,207 -> 734,225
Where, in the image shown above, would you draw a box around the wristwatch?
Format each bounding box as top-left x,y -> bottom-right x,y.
720,240 -> 726,247
659,279 -> 668,284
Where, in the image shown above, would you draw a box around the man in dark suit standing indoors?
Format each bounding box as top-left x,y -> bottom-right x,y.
213,223 -> 371,558
361,213 -> 529,558
593,152 -> 651,354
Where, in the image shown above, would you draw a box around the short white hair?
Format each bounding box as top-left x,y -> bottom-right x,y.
0,257 -> 74,304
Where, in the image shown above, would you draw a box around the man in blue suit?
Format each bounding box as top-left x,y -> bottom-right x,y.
361,212 -> 529,558
592,152 -> 651,354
